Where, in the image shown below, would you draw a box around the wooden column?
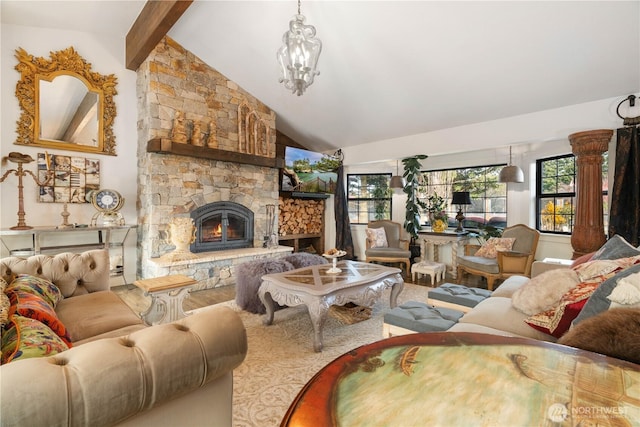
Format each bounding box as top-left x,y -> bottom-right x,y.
569,129 -> 612,258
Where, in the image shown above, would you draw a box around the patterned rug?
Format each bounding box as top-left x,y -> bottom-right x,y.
201,283 -> 432,427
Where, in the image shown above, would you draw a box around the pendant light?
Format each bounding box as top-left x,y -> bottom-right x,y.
390,160 -> 405,189
498,146 -> 524,183
276,0 -> 322,96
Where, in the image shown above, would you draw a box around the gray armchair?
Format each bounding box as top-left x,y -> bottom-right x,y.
457,223 -> 540,291
365,220 -> 411,276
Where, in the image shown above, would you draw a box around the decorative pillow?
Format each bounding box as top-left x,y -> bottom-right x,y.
474,237 -> 515,259
572,255 -> 640,283
511,268 -> 581,315
607,271 -> 640,305
573,263 -> 640,326
1,315 -> 69,364
591,234 -> 640,261
0,292 -> 9,328
6,275 -> 63,308
365,227 -> 388,249
571,251 -> 595,268
8,291 -> 72,346
558,308 -> 640,365
525,281 -> 600,338
0,277 -> 9,328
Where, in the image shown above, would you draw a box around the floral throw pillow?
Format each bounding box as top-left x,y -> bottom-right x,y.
474,237 -> 516,259
6,275 -> 63,308
1,315 -> 69,364
9,291 -> 72,346
525,281 -> 600,338
365,227 -> 388,248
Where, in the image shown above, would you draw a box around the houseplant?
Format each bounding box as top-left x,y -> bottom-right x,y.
426,192 -> 448,232
402,155 -> 428,258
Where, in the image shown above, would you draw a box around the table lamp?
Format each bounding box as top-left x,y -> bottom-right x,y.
452,191 -> 472,232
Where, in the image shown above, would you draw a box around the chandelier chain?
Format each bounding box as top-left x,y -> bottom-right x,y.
298,0 -> 301,15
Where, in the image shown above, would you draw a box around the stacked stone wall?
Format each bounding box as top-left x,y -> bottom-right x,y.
136,36 -> 280,286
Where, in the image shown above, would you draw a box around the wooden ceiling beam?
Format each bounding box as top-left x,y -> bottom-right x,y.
125,0 -> 193,71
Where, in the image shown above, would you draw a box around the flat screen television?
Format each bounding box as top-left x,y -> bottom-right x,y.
281,146 -> 339,195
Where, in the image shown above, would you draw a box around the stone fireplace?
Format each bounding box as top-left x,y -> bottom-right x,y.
136,37 -> 292,290
190,201 -> 254,252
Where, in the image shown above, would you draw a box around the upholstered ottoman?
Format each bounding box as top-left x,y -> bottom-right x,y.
411,261 -> 446,284
382,301 -> 465,337
427,283 -> 492,313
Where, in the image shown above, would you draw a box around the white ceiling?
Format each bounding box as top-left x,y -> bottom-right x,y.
3,1 -> 639,153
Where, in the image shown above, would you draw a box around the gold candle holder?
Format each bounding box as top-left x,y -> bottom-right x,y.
0,152 -> 54,230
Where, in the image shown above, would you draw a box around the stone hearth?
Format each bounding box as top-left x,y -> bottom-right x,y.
147,246 -> 292,291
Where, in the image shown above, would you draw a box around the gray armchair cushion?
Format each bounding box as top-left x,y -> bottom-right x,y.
365,247 -> 411,258
457,255 -> 499,274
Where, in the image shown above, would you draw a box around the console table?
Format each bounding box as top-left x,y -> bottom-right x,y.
418,231 -> 470,279
0,225 -> 136,279
282,332 -> 640,426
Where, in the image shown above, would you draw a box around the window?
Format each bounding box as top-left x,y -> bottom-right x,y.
347,174 -> 392,224
419,165 -> 507,230
536,153 -> 608,234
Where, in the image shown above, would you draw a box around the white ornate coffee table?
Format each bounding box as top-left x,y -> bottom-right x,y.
259,261 -> 404,352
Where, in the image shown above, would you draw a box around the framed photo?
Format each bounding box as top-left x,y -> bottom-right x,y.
38,153 -> 100,203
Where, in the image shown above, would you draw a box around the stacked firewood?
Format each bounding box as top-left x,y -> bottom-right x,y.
278,198 -> 324,235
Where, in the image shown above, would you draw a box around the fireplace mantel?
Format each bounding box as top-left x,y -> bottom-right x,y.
147,138 -> 284,169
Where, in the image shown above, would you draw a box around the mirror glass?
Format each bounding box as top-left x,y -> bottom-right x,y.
38,75 -> 100,147
14,46 -> 117,155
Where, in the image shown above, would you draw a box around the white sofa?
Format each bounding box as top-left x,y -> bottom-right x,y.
1,250 -> 247,426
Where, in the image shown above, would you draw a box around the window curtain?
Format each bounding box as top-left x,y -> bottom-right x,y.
334,165 -> 354,259
608,126 -> 640,245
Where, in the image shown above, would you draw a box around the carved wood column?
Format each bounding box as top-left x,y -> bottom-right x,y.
569,129 -> 613,258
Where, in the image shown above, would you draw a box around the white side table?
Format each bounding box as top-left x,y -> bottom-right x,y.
133,274 -> 197,325
411,261 -> 446,285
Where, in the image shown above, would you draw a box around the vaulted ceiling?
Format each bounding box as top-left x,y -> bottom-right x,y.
3,1 -> 639,153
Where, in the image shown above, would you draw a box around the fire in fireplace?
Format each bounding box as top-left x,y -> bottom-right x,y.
190,202 -> 254,252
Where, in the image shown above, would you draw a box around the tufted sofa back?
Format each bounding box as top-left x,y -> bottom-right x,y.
0,250 -> 110,297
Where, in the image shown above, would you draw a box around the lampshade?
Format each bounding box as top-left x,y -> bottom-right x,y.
451,191 -> 472,205
390,160 -> 405,189
276,0 -> 321,96
499,165 -> 525,183
498,146 -> 524,183
390,175 -> 405,189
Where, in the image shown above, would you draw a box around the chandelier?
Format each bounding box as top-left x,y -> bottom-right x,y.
276,0 -> 322,96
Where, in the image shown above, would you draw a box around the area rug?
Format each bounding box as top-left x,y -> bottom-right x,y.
197,283 -> 432,427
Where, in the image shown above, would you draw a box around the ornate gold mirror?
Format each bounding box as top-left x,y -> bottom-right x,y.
14,47 -> 117,155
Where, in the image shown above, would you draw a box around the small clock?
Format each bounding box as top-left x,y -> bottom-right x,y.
91,189 -> 124,212
90,189 -> 125,226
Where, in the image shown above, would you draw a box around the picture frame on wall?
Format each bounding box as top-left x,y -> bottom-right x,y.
38,153 -> 100,203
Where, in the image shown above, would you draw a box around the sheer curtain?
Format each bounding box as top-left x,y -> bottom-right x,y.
334,165 -> 354,259
608,126 -> 640,245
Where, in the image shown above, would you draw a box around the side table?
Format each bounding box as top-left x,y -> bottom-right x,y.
132,274 -> 197,325
411,261 -> 446,285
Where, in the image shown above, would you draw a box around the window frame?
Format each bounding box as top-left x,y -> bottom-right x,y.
419,164 -> 507,231
535,153 -> 608,235
346,173 -> 393,225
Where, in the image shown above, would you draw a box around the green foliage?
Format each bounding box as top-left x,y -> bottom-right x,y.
402,155 -> 429,239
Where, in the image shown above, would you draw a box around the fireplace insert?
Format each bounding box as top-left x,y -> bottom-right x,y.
190,202 -> 254,252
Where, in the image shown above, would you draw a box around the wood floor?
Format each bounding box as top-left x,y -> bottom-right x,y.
113,268 -> 490,314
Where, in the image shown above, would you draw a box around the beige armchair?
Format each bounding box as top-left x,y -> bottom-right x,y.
457,223 -> 540,291
365,220 -> 412,276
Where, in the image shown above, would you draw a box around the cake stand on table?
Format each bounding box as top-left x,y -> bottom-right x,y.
323,250 -> 347,273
